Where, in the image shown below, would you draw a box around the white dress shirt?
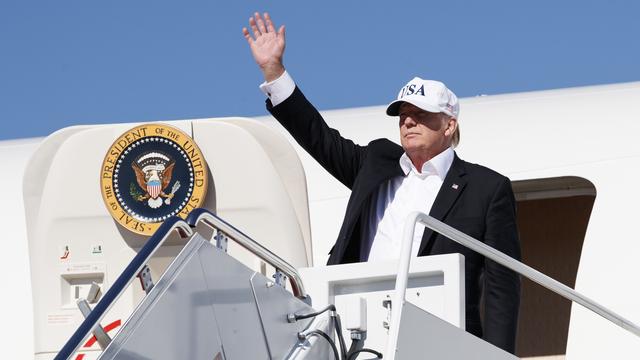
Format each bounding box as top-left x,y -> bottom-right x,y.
260,71 -> 455,262
365,149 -> 453,261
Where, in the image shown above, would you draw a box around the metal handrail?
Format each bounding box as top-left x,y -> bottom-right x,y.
186,208 -> 308,301
55,218 -> 193,360
386,211 -> 640,359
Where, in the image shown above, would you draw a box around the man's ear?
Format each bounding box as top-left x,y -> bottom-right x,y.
444,117 -> 458,137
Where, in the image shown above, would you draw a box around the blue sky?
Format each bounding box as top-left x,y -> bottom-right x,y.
1,1 -> 639,140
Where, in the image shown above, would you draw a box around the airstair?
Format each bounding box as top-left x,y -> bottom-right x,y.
54,209 -> 522,360
53,207 -> 640,359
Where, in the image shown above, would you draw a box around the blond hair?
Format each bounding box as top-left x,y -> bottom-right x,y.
452,125 -> 460,148
443,113 -> 460,148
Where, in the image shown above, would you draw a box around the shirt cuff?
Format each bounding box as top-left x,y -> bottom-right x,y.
259,70 -> 295,107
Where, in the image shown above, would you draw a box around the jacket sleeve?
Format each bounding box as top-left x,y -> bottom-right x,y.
483,177 -> 521,354
267,86 -> 367,189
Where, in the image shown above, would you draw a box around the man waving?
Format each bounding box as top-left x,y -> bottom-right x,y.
243,12 -> 521,354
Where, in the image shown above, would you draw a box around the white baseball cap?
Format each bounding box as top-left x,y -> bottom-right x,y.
386,77 -> 459,118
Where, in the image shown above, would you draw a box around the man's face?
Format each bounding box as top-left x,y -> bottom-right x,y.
398,102 -> 455,159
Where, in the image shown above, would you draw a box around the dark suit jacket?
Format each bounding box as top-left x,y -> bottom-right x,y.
268,86 -> 521,354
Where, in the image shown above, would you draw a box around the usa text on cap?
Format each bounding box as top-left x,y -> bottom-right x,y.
386,77 -> 460,118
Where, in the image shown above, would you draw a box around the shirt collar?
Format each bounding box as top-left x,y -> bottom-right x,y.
399,147 -> 454,178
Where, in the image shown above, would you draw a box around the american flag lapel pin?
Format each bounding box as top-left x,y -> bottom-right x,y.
451,183 -> 459,190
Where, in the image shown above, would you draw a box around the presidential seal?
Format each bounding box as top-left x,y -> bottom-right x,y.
100,124 -> 208,235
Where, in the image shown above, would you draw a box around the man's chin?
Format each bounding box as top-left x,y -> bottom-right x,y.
401,143 -> 425,154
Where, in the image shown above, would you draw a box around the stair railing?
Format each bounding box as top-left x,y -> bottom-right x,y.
386,211 -> 640,359
186,208 -> 309,302
55,217 -> 193,360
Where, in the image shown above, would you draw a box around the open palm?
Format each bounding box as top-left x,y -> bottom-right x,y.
243,12 -> 286,81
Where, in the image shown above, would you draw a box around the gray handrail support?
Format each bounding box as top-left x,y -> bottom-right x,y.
188,209 -> 308,302
386,211 -> 640,360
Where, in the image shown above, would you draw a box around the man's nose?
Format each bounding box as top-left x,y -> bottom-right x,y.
402,116 -> 417,127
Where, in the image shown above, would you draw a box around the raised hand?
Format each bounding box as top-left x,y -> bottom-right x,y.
243,12 -> 286,82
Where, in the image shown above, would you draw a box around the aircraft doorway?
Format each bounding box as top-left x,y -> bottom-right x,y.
512,176 -> 596,359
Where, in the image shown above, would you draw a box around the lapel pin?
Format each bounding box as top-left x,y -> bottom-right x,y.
451,183 -> 459,190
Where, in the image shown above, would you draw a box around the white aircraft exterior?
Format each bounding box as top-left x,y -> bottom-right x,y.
2,81 -> 640,359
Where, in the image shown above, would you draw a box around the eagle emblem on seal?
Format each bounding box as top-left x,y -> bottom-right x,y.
130,152 -> 181,209
101,123 -> 208,235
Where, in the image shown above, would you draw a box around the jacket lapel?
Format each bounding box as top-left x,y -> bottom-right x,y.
418,154 -> 467,255
331,142 -> 404,263
344,143 -> 404,223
